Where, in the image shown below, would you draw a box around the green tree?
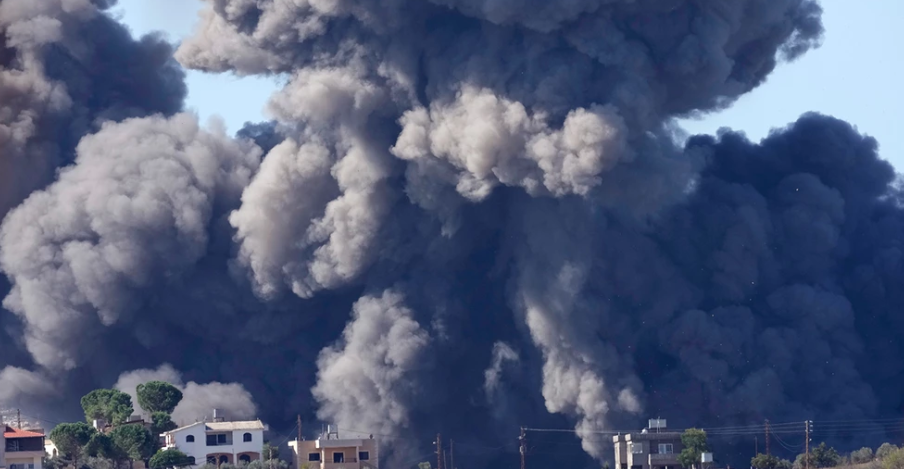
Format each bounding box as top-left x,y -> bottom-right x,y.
150,412 -> 177,436
418,463 -> 432,469
84,456 -> 118,469
43,455 -> 65,469
110,424 -> 157,468
753,453 -> 793,469
879,444 -> 900,460
852,447 -> 875,464
81,389 -> 134,426
149,449 -> 194,468
883,448 -> 904,469
678,428 -> 710,468
85,432 -> 119,459
262,442 -> 279,461
49,422 -> 96,468
136,382 -> 183,414
797,443 -> 842,469
250,460 -> 288,469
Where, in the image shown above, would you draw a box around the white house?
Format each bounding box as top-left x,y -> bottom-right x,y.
161,420 -> 267,467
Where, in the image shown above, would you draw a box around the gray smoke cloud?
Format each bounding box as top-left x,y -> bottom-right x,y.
180,0 -> 824,457
312,289 -> 431,437
0,0 -> 185,216
0,112 -> 259,372
115,364 -> 257,425
14,0 -> 904,467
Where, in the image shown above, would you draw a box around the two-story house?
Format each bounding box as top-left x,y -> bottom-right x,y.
161,419 -> 267,467
288,427 -> 377,469
3,426 -> 44,469
613,428 -> 683,469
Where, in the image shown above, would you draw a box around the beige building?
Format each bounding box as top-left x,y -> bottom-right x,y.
3,426 -> 45,469
288,427 -> 377,469
613,430 -> 683,469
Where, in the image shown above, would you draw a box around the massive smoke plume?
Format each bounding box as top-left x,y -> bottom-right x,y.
3,0 -> 904,467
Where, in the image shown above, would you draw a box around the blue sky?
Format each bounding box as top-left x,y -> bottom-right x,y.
112,0 -> 904,168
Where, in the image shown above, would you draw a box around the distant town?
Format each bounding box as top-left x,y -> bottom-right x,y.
6,398 -> 904,469
0,382 -> 378,469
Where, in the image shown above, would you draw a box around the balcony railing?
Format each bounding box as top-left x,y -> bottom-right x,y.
649,453 -> 678,463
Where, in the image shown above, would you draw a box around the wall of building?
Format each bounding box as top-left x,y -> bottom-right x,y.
289,439 -> 378,469
4,452 -> 42,469
1,432 -> 6,469
614,433 -> 683,469
167,424 -> 264,467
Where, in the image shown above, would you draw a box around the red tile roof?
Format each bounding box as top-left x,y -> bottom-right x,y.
3,426 -> 45,438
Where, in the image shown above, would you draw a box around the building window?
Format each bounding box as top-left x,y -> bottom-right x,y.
658,444 -> 673,454
308,453 -> 321,462
359,451 -> 370,461
243,432 -> 252,442
630,443 -> 643,454
333,452 -> 345,463
7,439 -> 21,451
239,455 -> 251,464
219,455 -> 229,465
28,464 -> 35,469
187,435 -> 195,443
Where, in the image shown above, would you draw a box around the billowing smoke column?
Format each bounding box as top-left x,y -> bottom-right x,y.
5,0 -> 904,467
0,0 -> 186,215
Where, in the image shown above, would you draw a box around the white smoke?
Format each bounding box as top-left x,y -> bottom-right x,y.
115,364 -> 258,425
393,87 -> 632,202
312,290 -> 431,437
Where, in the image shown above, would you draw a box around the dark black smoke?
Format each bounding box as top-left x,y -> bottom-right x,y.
4,0 -> 904,468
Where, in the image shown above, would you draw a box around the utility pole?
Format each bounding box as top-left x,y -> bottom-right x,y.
436,433 -> 443,469
520,427 -> 526,469
297,415 -> 302,469
450,439 -> 455,469
16,408 -> 21,429
805,421 -> 812,469
764,419 -> 771,456
755,436 -> 758,455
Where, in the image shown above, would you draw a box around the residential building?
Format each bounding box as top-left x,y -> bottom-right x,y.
44,439 -> 57,460
288,426 -> 377,469
613,428 -> 683,469
160,418 -> 267,467
3,426 -> 44,469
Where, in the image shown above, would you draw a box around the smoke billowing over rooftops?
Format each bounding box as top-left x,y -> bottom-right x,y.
3,0 -> 903,467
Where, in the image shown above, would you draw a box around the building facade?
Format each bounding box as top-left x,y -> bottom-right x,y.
161,420 -> 267,467
3,427 -> 44,469
288,428 -> 377,469
613,431 -> 683,469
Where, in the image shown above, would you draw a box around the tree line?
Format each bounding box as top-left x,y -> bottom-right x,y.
674,428 -> 904,469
